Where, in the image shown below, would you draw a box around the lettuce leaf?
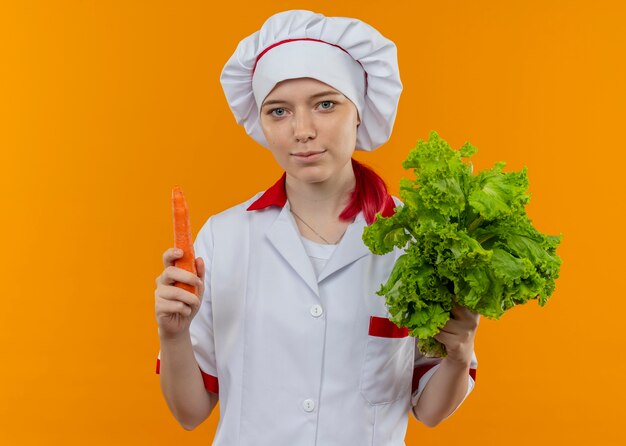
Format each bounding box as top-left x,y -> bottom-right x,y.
363,131 -> 563,357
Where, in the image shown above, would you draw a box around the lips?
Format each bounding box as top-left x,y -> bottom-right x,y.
291,150 -> 327,163
291,150 -> 326,157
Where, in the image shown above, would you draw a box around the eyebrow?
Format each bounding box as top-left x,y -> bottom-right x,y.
262,91 -> 342,108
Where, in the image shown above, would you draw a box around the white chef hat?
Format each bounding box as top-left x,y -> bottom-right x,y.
220,9 -> 403,151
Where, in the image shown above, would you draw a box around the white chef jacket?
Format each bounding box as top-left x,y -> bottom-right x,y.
156,174 -> 477,445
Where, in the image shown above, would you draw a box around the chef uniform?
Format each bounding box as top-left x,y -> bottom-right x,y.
156,10 -> 477,445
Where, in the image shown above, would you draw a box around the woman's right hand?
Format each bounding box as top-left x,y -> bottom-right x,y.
155,248 -> 205,340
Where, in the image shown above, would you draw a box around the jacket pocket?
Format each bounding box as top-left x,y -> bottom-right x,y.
359,316 -> 414,405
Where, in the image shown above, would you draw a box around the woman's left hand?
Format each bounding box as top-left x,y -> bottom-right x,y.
433,304 -> 480,365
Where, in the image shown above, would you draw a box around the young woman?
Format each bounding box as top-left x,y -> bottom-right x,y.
154,10 -> 479,445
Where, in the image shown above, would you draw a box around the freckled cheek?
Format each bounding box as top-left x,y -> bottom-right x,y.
337,122 -> 358,148
261,126 -> 281,149
263,131 -> 290,163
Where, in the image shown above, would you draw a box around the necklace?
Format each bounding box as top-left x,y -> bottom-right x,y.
290,209 -> 341,245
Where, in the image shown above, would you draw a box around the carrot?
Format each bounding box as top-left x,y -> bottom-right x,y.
172,185 -> 198,296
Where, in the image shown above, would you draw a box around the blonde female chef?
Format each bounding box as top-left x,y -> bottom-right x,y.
154,10 -> 479,445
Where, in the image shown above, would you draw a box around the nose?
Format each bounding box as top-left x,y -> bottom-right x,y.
293,111 -> 316,143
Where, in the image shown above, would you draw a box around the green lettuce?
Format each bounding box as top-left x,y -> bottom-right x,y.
363,131 -> 562,357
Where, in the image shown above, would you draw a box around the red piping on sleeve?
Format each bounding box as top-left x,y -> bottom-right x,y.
412,363 -> 477,393
201,371 -> 219,394
156,358 -> 219,394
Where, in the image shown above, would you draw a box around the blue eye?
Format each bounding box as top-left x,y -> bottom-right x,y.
319,101 -> 335,110
270,108 -> 286,117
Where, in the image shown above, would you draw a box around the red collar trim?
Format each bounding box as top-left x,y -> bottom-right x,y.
246,173 -> 288,211
247,173 -> 397,220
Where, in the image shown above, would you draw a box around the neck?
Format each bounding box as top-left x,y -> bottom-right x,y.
285,162 -> 356,219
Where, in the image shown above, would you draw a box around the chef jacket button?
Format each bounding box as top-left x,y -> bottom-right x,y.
310,304 -> 323,318
303,399 -> 315,412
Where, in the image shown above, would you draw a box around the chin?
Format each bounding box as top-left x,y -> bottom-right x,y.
290,166 -> 332,184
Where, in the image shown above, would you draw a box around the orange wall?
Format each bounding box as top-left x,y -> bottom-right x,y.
1,1 -> 624,444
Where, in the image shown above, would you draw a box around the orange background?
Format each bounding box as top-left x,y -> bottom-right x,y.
1,0 -> 624,444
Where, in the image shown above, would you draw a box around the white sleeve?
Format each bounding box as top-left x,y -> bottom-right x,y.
188,216 -> 219,393
156,216 -> 219,395
409,340 -> 478,422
